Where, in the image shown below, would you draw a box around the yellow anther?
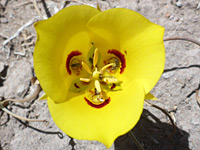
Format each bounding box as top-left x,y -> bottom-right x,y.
82,61 -> 92,74
102,77 -> 118,84
80,78 -> 91,82
95,80 -> 101,93
100,63 -> 114,73
93,48 -> 98,67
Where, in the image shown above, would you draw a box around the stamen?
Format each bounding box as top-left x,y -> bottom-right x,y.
93,48 -> 98,67
100,63 -> 114,73
95,80 -> 101,92
102,77 -> 119,84
81,61 -> 92,74
80,78 -> 91,82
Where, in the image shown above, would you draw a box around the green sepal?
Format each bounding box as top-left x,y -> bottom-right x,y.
38,93 -> 48,100
97,3 -> 102,12
145,93 -> 158,100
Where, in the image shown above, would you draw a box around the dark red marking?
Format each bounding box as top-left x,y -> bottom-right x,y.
111,83 -> 116,90
84,97 -> 110,109
124,50 -> 127,55
74,83 -> 80,89
108,49 -> 126,74
66,51 -> 82,75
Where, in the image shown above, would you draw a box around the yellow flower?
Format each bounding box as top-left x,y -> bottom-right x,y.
34,5 -> 165,148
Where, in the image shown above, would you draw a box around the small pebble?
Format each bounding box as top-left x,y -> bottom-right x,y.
165,12 -> 171,18
174,17 -> 180,22
169,15 -> 174,20
1,17 -> 8,24
162,72 -> 175,79
176,0 -> 182,8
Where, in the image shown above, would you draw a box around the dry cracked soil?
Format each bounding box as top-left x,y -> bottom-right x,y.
0,0 -> 200,150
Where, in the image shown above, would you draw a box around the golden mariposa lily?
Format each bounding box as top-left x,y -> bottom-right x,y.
34,5 -> 165,148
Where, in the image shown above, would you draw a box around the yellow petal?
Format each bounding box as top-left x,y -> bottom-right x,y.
47,80 -> 144,148
34,5 -> 100,103
145,93 -> 158,100
87,8 -> 165,94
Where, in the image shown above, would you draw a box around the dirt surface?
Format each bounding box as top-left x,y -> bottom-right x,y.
0,0 -> 200,150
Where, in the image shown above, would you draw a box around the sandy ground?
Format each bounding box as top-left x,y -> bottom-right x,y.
0,0 -> 200,150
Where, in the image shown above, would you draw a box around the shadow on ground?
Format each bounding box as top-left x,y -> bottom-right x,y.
115,109 -> 189,150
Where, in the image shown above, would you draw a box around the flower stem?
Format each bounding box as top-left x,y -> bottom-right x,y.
1,84 -> 41,104
0,103 -> 48,125
145,100 -> 175,127
164,37 -> 200,46
145,100 -> 176,138
128,131 -> 144,150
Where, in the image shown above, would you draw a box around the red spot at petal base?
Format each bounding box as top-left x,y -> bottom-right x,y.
111,83 -> 116,90
74,83 -> 80,89
108,49 -> 126,74
84,97 -> 110,109
66,51 -> 82,75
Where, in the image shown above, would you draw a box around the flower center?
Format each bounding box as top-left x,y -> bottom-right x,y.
66,47 -> 125,109
80,48 -> 120,106
92,68 -> 101,80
